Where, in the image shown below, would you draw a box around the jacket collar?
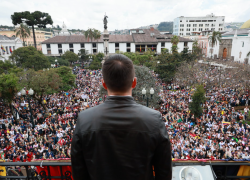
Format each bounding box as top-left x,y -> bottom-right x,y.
105,96 -> 135,104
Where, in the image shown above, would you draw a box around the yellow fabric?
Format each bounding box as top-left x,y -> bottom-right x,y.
0,160 -> 6,176
237,165 -> 250,179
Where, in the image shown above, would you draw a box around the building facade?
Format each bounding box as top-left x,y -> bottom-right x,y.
205,28 -> 250,63
0,30 -> 53,51
173,13 -> 225,36
41,28 -> 193,56
0,35 -> 23,61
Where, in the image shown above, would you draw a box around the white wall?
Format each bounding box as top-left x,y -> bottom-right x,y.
109,43 -> 115,53
119,43 -> 126,52
156,43 -> 161,53
51,44 -> 58,54
188,42 -> 193,51
231,36 -> 250,62
74,44 -> 81,54
177,42 -> 184,52
165,42 -> 172,51
98,43 -> 104,53
42,44 -> 47,54
62,44 -> 69,53
85,43 -> 92,54
131,43 -> 135,52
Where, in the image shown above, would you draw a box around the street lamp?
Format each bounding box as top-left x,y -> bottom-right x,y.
55,59 -> 58,68
142,87 -> 154,107
19,88 -> 35,128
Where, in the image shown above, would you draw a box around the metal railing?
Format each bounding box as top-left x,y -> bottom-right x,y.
0,162 -> 71,180
1,161 -> 250,180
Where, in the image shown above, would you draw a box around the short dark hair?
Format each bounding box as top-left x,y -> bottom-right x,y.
102,54 -> 135,92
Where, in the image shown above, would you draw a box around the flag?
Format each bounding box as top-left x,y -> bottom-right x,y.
9,46 -> 12,53
1,45 -> 5,53
152,45 -> 154,50
222,121 -> 230,126
140,45 -> 141,52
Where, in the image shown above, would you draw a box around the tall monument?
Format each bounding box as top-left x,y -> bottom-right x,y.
103,14 -> 109,57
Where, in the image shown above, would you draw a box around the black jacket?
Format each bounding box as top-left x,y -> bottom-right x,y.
71,96 -> 172,180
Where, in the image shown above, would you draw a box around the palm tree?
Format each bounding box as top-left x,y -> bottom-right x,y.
208,31 -> 221,58
83,28 -> 101,42
14,23 -> 30,47
171,35 -> 179,53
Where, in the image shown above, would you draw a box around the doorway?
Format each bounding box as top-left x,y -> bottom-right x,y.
223,48 -> 227,59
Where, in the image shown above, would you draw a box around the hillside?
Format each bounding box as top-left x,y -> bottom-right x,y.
157,22 -> 173,33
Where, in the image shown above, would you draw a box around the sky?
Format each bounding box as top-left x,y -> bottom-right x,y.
1,0 -> 250,31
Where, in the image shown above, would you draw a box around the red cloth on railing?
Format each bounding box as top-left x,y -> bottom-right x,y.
36,165 -> 72,180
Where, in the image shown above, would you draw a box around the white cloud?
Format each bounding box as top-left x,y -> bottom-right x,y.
0,0 -> 249,31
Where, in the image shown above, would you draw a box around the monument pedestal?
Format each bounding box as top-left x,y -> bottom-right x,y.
103,29 -> 109,57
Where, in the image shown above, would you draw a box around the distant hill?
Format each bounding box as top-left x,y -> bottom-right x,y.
157,22 -> 173,33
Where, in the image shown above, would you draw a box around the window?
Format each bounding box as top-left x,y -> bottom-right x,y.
13,46 -> 15,51
242,41 -> 244,47
205,24 -> 209,27
47,50 -> 51,54
219,24 -> 223,27
192,28 -> 196,31
199,24 -> 203,27
59,49 -> 62,54
180,20 -> 182,22
46,44 -> 51,48
92,43 -> 97,48
126,43 -> 130,47
70,49 -> 74,52
208,20 -> 213,22
131,30 -> 136,33
196,20 -> 201,22
186,28 -> 190,31
180,24 -> 184,27
222,19 -> 224,21
69,44 -> 73,48
202,20 -> 207,22
186,20 -> 188,22
193,24 -> 197,27
127,49 -> 130,52
81,43 -> 85,48
93,49 -> 97,53
115,43 -> 119,47
58,44 -> 62,48
186,33 -> 190,35
189,20 -> 195,22
187,24 -> 191,27
184,42 -> 188,46
161,42 -> 165,47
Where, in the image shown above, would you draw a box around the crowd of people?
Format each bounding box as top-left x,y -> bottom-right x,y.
0,65 -> 250,162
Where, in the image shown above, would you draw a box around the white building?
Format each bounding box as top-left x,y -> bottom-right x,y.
173,13 -> 225,36
41,28 -> 193,56
207,28 -> 250,63
0,35 -> 23,61
54,22 -> 71,36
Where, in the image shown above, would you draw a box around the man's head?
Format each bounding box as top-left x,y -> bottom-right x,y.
102,54 -> 136,95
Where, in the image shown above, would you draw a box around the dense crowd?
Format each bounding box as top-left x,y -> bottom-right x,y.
0,66 -> 250,162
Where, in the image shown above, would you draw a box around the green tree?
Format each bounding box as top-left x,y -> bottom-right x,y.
192,39 -> 202,60
14,23 -> 30,46
48,57 -> 69,67
9,46 -> 50,70
78,49 -> 89,62
0,73 -> 20,119
83,28 -> 101,42
55,66 -> 76,91
189,85 -> 206,118
171,35 -> 179,53
62,51 -> 78,64
208,31 -> 221,58
11,11 -> 53,49
0,60 -> 15,74
20,69 -> 62,111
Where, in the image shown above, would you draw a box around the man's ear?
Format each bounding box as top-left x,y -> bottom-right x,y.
132,77 -> 137,89
102,79 -> 108,90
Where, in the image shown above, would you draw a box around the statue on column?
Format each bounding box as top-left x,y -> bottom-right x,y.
103,14 -> 108,30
